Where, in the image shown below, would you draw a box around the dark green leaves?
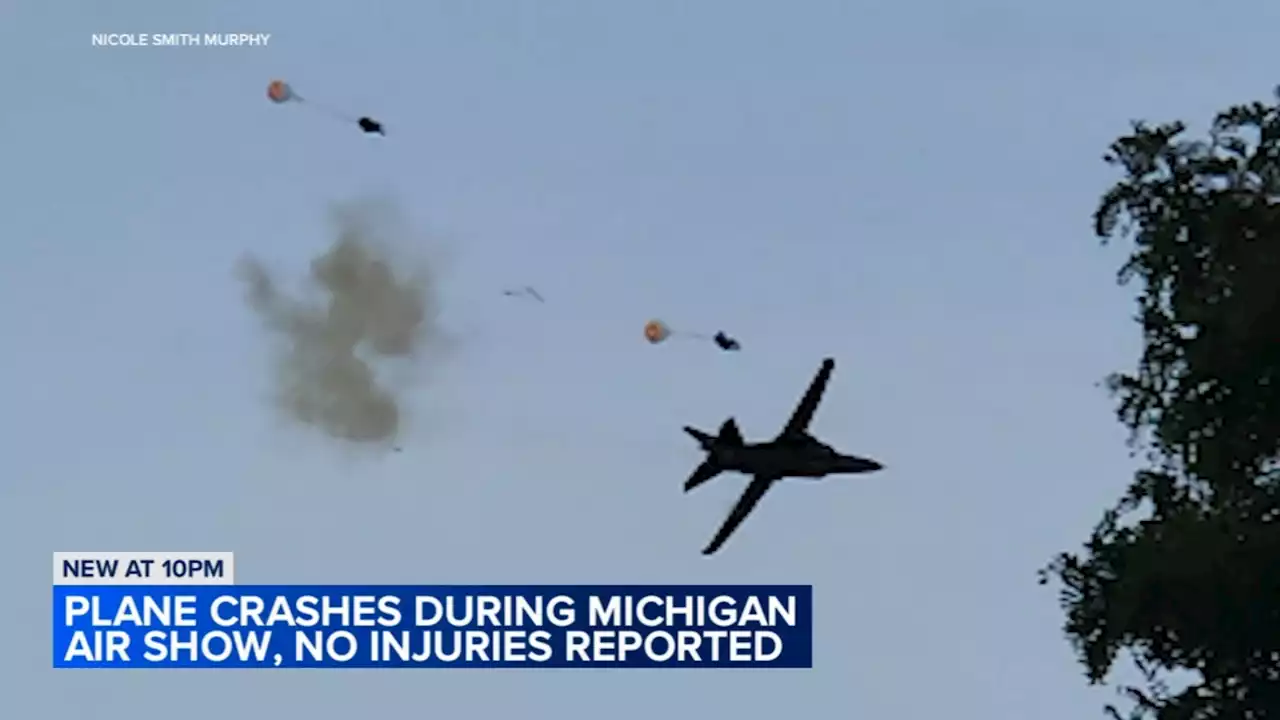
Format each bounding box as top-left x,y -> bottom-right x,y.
1045,95 -> 1280,719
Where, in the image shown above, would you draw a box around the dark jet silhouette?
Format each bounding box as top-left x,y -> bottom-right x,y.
358,117 -> 385,135
683,358 -> 883,555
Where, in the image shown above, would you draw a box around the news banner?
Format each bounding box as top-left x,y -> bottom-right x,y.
52,552 -> 813,668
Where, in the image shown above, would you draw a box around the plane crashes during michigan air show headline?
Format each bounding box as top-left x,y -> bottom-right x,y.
60,591 -> 801,665
90,33 -> 271,47
67,592 -> 799,629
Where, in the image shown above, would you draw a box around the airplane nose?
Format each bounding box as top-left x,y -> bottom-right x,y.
842,456 -> 883,473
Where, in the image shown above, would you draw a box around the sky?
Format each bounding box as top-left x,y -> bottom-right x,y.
2,0 -> 1278,717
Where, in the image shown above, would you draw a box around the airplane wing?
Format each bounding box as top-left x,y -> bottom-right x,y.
780,358 -> 835,438
702,475 -> 778,555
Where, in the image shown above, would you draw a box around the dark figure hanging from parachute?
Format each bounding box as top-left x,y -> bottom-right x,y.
358,117 -> 385,136
645,319 -> 741,352
268,80 -> 386,136
713,332 -> 740,351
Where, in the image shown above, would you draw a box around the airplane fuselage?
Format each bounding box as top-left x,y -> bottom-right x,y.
707,440 -> 880,479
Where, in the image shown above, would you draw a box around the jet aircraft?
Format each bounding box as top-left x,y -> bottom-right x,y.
683,358 -> 883,555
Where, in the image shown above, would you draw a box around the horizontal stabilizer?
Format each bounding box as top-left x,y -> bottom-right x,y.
684,459 -> 723,491
683,418 -> 743,492
684,426 -> 715,448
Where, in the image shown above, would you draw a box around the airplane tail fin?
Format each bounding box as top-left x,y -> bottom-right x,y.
717,418 -> 744,446
683,418 -> 744,491
682,418 -> 744,451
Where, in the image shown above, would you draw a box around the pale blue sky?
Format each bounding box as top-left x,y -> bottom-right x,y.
3,1 -> 1277,717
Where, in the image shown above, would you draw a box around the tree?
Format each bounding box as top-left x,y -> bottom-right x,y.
1041,95 -> 1280,719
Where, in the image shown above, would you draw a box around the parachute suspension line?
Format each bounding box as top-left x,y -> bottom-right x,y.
302,99 -> 359,124
267,81 -> 364,126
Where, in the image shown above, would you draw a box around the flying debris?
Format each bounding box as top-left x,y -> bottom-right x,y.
267,79 -> 386,137
683,358 -> 884,555
644,319 -> 740,351
503,286 -> 545,303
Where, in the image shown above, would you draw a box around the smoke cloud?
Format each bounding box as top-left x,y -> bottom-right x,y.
236,198 -> 444,445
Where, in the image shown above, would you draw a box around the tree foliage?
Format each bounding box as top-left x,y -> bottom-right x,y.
1042,97 -> 1280,719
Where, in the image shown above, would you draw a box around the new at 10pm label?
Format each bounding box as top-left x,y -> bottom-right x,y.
53,552 -> 235,586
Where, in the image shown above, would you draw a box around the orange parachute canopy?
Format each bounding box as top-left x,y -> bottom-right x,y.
644,319 -> 670,344
266,79 -> 296,104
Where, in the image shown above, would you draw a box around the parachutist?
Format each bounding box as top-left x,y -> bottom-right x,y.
714,332 -> 741,351
645,319 -> 742,351
267,80 -> 388,137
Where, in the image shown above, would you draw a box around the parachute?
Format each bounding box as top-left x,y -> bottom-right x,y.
267,79 -> 296,104
644,319 -> 670,343
645,319 -> 740,351
267,79 -> 386,136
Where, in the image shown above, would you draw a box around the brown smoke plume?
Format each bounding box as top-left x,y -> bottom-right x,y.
236,198 -> 443,445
